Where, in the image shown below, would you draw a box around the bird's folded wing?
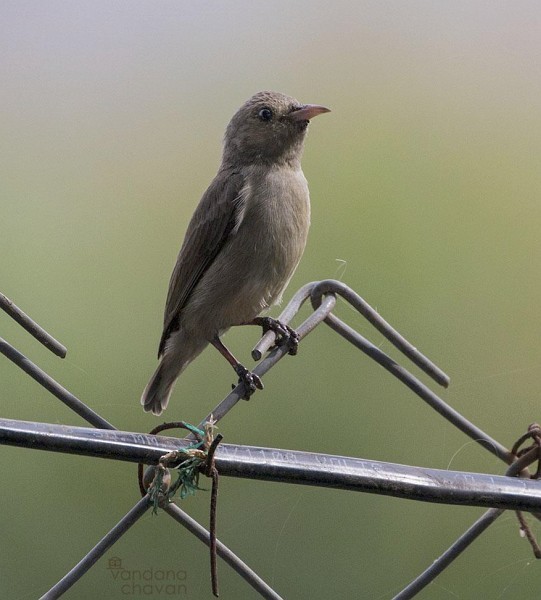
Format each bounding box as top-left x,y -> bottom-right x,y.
158,170 -> 245,357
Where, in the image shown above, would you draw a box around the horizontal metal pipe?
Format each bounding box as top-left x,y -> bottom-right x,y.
1,418 -> 539,512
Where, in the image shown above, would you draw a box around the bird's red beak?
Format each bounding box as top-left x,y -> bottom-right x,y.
289,104 -> 331,121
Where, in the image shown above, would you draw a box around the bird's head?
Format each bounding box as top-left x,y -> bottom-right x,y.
222,91 -> 330,167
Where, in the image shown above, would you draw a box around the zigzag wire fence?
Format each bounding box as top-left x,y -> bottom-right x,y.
0,281 -> 540,599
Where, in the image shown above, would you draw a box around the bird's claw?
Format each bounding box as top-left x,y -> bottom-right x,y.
283,327 -> 299,356
259,317 -> 299,356
234,364 -> 263,400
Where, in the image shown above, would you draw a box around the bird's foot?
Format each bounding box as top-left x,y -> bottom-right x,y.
234,364 -> 263,400
256,317 -> 299,356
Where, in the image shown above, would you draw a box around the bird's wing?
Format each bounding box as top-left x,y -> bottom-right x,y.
158,169 -> 245,357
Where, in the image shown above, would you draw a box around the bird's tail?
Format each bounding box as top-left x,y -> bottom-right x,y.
140,355 -> 187,416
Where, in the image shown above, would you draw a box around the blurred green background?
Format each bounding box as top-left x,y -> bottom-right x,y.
2,2 -> 541,598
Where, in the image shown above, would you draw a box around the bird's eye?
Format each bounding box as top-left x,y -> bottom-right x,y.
258,108 -> 273,122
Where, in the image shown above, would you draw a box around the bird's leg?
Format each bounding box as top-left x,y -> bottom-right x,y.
246,317 -> 299,356
210,336 -> 263,400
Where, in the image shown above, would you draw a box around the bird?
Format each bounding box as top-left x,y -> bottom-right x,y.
141,90 -> 330,415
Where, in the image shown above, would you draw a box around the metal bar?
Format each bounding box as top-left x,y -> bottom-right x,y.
163,503 -> 283,600
0,292 -> 67,358
310,280 -> 450,387
40,496 -> 151,599
317,314 -> 512,464
194,293 -> 337,433
394,507 -> 503,600
251,283 -> 506,470
252,281 -> 510,465
253,280 -> 450,388
0,338 -> 115,430
2,419 -> 540,512
252,281 -> 319,360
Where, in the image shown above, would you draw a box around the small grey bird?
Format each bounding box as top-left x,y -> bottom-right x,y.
141,90 -> 330,415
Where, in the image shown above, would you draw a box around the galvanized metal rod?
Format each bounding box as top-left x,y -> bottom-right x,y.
395,507 -> 503,599
0,291 -> 67,357
39,496 -> 151,599
2,419 -> 541,513
194,293 -> 337,433
252,284 -> 501,471
315,313 -> 511,464
253,280 -> 450,388
163,503 -> 283,600
0,338 -> 115,430
250,281 -> 508,471
251,281 -> 319,361
311,280 -> 450,387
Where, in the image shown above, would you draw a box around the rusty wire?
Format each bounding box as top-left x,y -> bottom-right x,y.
1,282 -> 540,599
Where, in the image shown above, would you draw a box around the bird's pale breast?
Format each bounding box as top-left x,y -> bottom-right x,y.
182,164 -> 310,338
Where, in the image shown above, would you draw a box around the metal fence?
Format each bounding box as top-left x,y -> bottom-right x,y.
1,281 -> 540,599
